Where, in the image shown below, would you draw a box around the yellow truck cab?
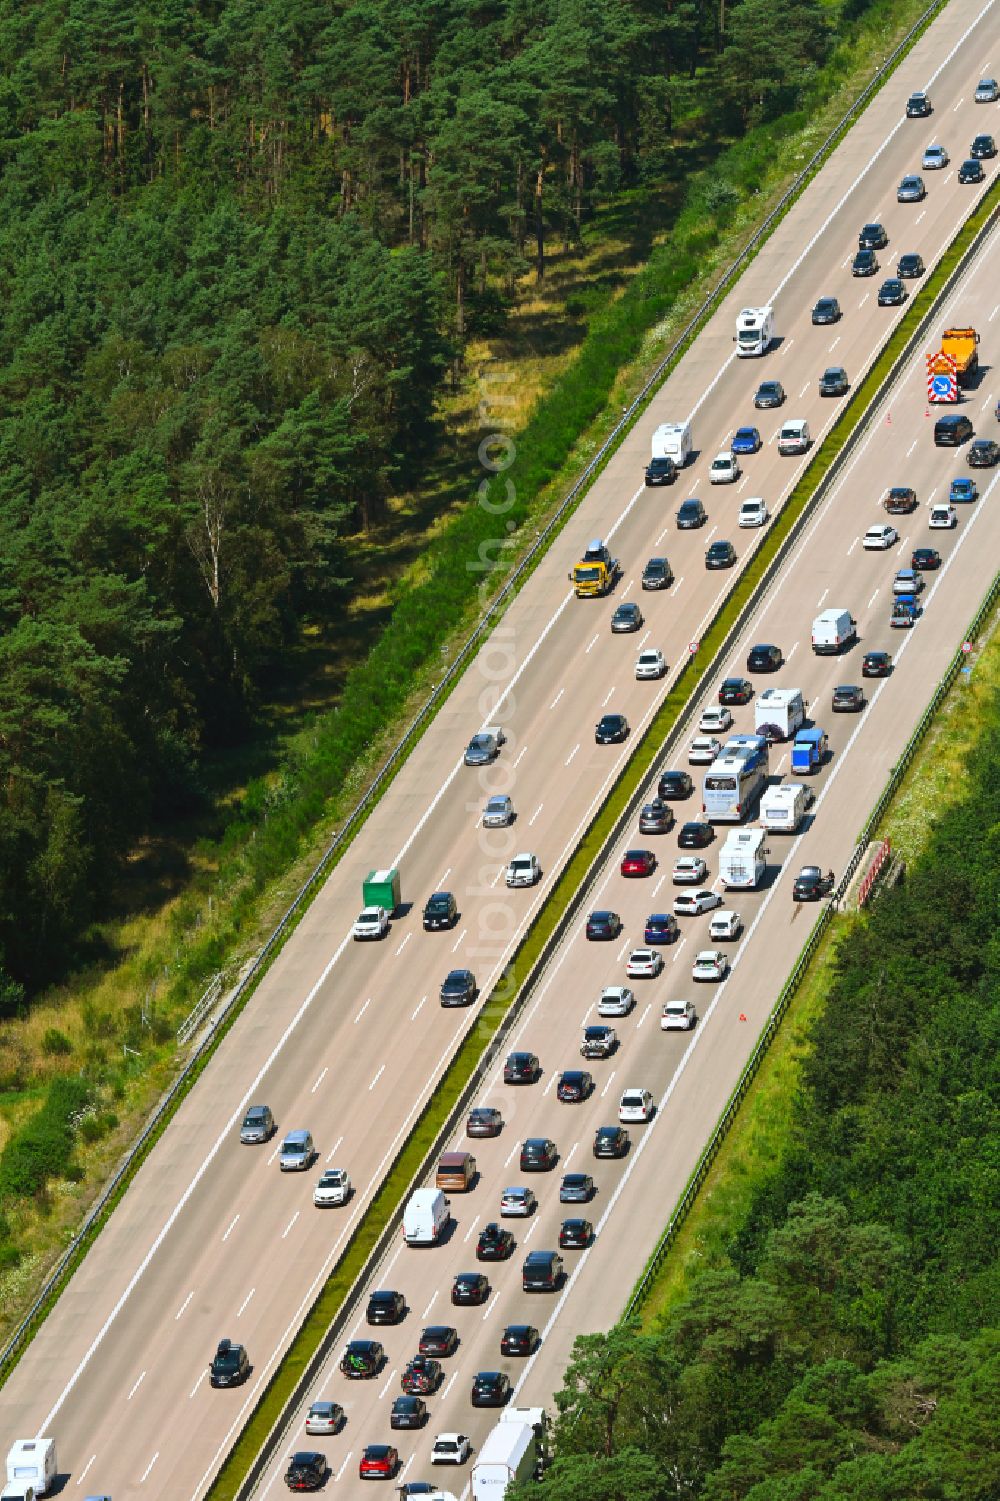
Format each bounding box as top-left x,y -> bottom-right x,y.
939,327 -> 979,387
569,539 -> 620,597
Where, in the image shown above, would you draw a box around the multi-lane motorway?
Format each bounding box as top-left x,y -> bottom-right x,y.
3,3 -> 999,1498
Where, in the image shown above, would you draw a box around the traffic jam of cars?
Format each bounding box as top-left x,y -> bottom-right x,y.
229,75 -> 995,1498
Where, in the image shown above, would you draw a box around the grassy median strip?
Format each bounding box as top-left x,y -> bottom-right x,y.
206,145 -> 1000,1501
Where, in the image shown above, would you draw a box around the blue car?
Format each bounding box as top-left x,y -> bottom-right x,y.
643,912 -> 679,945
949,476 -> 978,503
731,425 -> 762,455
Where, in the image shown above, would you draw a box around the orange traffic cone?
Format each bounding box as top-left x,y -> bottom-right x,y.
738,1013 -> 748,1022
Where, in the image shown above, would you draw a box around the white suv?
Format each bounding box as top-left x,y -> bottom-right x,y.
738,497 -> 769,527
618,1088 -> 654,1122
709,451 -> 740,484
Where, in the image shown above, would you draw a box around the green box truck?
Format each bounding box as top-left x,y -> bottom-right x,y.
363,868 -> 401,913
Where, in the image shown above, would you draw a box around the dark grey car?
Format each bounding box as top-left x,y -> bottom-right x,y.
676,497 -> 706,528
641,556 -> 674,589
639,799 -> 674,835
818,366 -> 849,397
463,729 -> 505,766
440,968 -> 477,1007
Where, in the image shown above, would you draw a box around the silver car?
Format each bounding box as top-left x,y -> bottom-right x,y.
896,174 -> 926,201
239,1104 -> 274,1144
921,144 -> 948,169
305,1401 -> 343,1435
975,77 -> 999,102
482,794 -> 514,827
499,1186 -> 537,1217
279,1130 -> 315,1171
464,727 -> 506,766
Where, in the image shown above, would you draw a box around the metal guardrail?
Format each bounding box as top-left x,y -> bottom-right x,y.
0,0 -> 949,1385
624,570 -> 1000,1317
177,974 -> 223,1045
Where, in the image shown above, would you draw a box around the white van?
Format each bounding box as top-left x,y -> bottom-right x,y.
734,305 -> 775,356
760,783 -> 810,833
5,1443 -> 56,1500
651,421 -> 693,467
403,1187 -> 451,1246
811,608 -> 857,654
777,419 -> 810,455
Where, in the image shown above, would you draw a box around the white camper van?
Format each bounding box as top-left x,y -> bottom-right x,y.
760,783 -> 810,833
403,1187 -> 451,1246
734,305 -> 775,356
651,421 -> 693,468
718,828 -> 768,889
754,687 -> 805,740
5,1443 -> 56,1501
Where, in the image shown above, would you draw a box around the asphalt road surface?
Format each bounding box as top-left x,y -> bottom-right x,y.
2,4 -> 997,1499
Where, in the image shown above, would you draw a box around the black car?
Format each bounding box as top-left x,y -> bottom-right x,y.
467,1105 -> 503,1138
452,1271 -> 490,1306
418,1325 -> 458,1358
705,539 -> 736,569
594,1125 -> 630,1159
440,968 -> 477,1007
556,1070 -> 593,1103
520,1137 -> 558,1171
645,455 -> 677,486
390,1395 -> 427,1431
477,1223 -> 515,1261
644,911 -> 679,944
285,1452 -> 328,1491
934,414 -> 973,447
676,497 -> 707,528
970,133 -> 997,158
641,556 -> 674,589
210,1339 -> 249,1388
832,685 -> 865,712
968,438 -> 999,467
366,1290 -> 405,1326
503,1051 -> 540,1083
401,1356 -> 442,1394
792,866 -> 835,902
811,296 -> 841,324
586,909 -> 622,940
819,366 -> 849,396
958,158 -> 985,183
911,547 -> 941,570
522,1250 -> 564,1291
340,1339 -> 384,1378
906,90 -> 932,116
884,485 -> 917,514
852,248 -> 879,276
862,650 -> 892,678
718,676 -> 753,705
559,1172 -> 595,1203
753,380 -> 785,408
639,799 -> 673,834
423,891 -> 458,930
559,1217 -> 594,1249
877,278 -> 907,306
678,821 -> 713,849
595,713 -> 629,744
657,769 -> 693,799
581,1023 -> 617,1058
859,221 -> 888,249
471,1370 -> 512,1407
897,252 -> 925,278
501,1324 -> 540,1356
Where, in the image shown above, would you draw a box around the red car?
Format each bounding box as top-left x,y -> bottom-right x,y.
620,848 -> 656,877
359,1444 -> 398,1479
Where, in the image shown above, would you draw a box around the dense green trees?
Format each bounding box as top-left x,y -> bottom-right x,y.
0,0 -> 850,988
514,703 -> 1000,1498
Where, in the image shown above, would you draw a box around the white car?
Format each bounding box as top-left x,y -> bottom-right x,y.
625,947 -> 664,979
597,985 -> 636,1017
660,999 -> 697,1031
431,1434 -> 472,1465
673,886 -> 720,913
688,735 -> 722,765
892,568 -> 924,595
619,1087 -> 655,1123
635,648 -> 667,680
709,450 -> 741,484
698,705 -> 733,734
482,794 -> 514,827
505,852 -> 541,887
708,909 -> 743,941
672,860 -> 710,888
313,1168 -> 352,1207
862,523 -> 898,550
921,143 -> 949,168
738,497 -> 769,527
499,1186 -> 536,1217
929,503 -> 957,529
692,949 -> 729,981
352,906 -> 390,940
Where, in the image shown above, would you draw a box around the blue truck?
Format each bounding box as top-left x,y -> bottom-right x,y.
790,727 -> 828,775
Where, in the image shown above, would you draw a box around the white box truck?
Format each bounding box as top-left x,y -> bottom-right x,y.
811,608 -> 857,654
734,305 -> 775,356
471,1421 -> 538,1501
718,828 -> 768,889
754,688 -> 805,741
651,421 -> 692,467
5,1444 -> 56,1500
760,783 -> 810,833
403,1187 -> 450,1246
